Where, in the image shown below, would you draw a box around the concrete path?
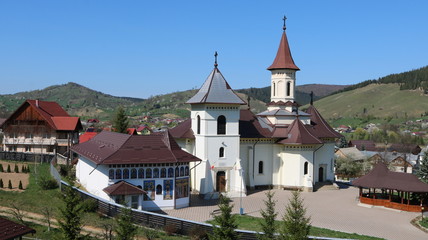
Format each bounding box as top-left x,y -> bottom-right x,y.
162,185 -> 427,240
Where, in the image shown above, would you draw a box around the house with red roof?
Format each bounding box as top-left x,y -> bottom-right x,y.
0,100 -> 82,158
72,131 -> 201,210
171,19 -> 342,196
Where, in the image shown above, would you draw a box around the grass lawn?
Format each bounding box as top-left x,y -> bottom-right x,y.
420,217 -> 428,229
208,215 -> 384,240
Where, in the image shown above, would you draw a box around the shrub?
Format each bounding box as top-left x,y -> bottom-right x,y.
59,164 -> 71,177
0,164 -> 3,172
14,164 -> 19,173
7,164 -> 11,173
81,198 -> 98,213
39,176 -> 58,190
142,227 -> 159,240
8,180 -> 12,189
21,165 -> 25,173
18,180 -> 23,190
164,224 -> 177,236
0,178 -> 3,188
189,225 -> 208,240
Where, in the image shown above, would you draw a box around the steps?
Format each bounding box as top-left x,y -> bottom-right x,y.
314,181 -> 339,191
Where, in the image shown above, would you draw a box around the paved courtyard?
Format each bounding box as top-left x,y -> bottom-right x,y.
162,185 -> 427,240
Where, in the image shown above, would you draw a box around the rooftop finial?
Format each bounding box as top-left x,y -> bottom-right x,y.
283,15 -> 287,31
214,51 -> 218,68
310,91 -> 314,105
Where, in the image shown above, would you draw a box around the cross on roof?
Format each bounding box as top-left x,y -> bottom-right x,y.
283,15 -> 287,30
214,51 -> 218,68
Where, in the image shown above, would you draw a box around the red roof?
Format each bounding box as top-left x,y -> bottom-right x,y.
306,105 -> 343,139
239,109 -> 271,138
79,131 -> 98,143
127,128 -> 138,135
170,119 -> 195,139
0,216 -> 36,239
72,131 -> 201,165
277,118 -> 323,145
267,30 -> 300,71
353,162 -> 428,193
1,100 -> 82,131
103,181 -> 147,196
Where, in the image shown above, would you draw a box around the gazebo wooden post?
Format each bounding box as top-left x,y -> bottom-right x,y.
389,189 -> 392,201
401,191 -> 404,204
359,187 -> 362,198
373,188 -> 376,199
407,192 -> 410,205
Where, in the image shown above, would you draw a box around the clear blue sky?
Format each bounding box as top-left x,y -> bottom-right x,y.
1,1 -> 427,99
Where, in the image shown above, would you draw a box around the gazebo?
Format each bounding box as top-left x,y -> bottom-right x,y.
353,162 -> 428,212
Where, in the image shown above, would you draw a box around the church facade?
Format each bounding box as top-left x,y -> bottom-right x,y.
171,21 -> 342,197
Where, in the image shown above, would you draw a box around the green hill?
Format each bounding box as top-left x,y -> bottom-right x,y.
313,83 -> 428,125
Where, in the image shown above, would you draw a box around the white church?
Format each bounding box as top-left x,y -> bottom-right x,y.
171,20 -> 342,198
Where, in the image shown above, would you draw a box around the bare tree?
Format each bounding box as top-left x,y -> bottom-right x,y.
9,203 -> 26,225
42,206 -> 54,231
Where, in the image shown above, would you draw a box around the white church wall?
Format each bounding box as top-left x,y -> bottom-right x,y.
253,143 -> 274,187
76,157 -> 110,200
314,142 -> 336,182
281,148 -> 313,187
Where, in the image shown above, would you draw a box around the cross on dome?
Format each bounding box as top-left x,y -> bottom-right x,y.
283,15 -> 287,30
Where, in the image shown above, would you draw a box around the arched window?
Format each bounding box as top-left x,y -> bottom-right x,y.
197,115 -> 201,134
156,184 -> 162,195
175,167 -> 179,177
168,168 -> 174,178
146,168 -> 152,178
123,169 -> 130,179
153,168 -> 159,178
185,166 -> 189,176
109,169 -> 114,179
304,162 -> 308,175
273,82 -> 276,96
180,167 -> 184,177
131,168 -> 137,179
115,169 -> 122,179
219,147 -> 225,158
138,168 -> 144,178
258,161 -> 264,174
286,81 -> 291,96
217,115 -> 226,135
161,168 -> 167,178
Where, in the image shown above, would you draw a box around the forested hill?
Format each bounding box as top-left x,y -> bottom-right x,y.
334,65 -> 428,94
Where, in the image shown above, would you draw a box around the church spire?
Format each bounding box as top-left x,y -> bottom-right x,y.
267,16 -> 299,71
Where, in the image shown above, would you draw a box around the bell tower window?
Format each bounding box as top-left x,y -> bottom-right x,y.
219,147 -> 225,158
197,115 -> 201,134
273,82 -> 276,96
217,115 -> 226,135
287,81 -> 291,96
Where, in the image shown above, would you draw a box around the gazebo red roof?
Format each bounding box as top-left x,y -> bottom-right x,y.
353,162 -> 428,193
0,216 -> 36,239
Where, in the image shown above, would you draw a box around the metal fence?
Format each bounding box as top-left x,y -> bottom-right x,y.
0,151 -> 55,163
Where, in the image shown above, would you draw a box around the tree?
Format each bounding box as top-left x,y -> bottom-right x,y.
58,184 -> 84,240
7,164 -> 11,173
8,179 -> 12,189
113,106 -> 129,134
257,190 -> 278,240
14,164 -> 19,173
335,157 -> 363,178
0,164 -> 3,172
0,178 -> 3,188
210,196 -> 238,240
18,180 -> 23,189
416,151 -> 428,184
280,191 -> 311,240
42,206 -> 54,232
115,207 -> 138,240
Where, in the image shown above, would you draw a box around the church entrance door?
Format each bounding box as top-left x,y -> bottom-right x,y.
318,167 -> 324,182
216,171 -> 226,192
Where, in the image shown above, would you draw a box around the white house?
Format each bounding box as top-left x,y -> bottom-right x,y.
171,20 -> 342,197
72,131 -> 201,210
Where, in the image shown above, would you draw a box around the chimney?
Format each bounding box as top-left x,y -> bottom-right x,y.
36,99 -> 39,108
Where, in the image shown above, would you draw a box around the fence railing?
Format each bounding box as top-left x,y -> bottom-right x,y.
0,151 -> 55,163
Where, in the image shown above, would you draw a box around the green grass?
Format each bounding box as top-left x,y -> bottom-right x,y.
208,215 -> 384,240
420,217 -> 428,229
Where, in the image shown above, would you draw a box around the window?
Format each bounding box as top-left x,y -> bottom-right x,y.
138,168 -> 144,178
286,81 -> 291,96
131,195 -> 139,209
197,115 -> 201,134
168,168 -> 174,178
217,115 -> 226,135
304,162 -> 308,175
25,146 -> 31,152
176,178 -> 189,199
131,168 -> 137,179
146,168 -> 152,178
123,169 -> 129,179
153,168 -> 159,178
219,147 -> 225,158
115,169 -> 122,179
175,167 -> 179,177
108,169 -> 114,179
180,167 -> 184,177
161,168 -> 166,178
115,195 -> 125,205
185,166 -> 189,176
156,184 -> 162,195
258,161 -> 264,174
273,82 -> 276,96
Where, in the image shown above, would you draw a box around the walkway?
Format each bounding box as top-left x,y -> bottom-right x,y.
162,185 -> 427,240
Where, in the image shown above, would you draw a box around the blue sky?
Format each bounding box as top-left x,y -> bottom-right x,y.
1,1 -> 427,99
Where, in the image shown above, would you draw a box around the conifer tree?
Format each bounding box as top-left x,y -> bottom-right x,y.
257,190 -> 278,240
19,180 -> 23,190
210,195 -> 238,240
0,179 -> 3,188
112,106 -> 129,134
0,164 -> 3,172
21,165 -> 25,173
417,152 -> 428,183
7,164 -> 11,173
115,207 -> 138,240
280,191 -> 311,240
8,180 -> 12,189
58,183 -> 84,240
14,164 -> 19,173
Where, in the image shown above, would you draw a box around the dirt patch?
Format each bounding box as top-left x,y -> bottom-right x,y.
0,160 -> 30,191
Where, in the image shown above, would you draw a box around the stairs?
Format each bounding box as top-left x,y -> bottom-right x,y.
314,181 -> 339,191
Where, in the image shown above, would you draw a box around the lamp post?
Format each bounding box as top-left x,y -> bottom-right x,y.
239,167 -> 244,215
422,205 -> 425,220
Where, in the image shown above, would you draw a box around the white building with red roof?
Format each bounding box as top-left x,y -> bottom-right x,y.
171,19 -> 342,196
